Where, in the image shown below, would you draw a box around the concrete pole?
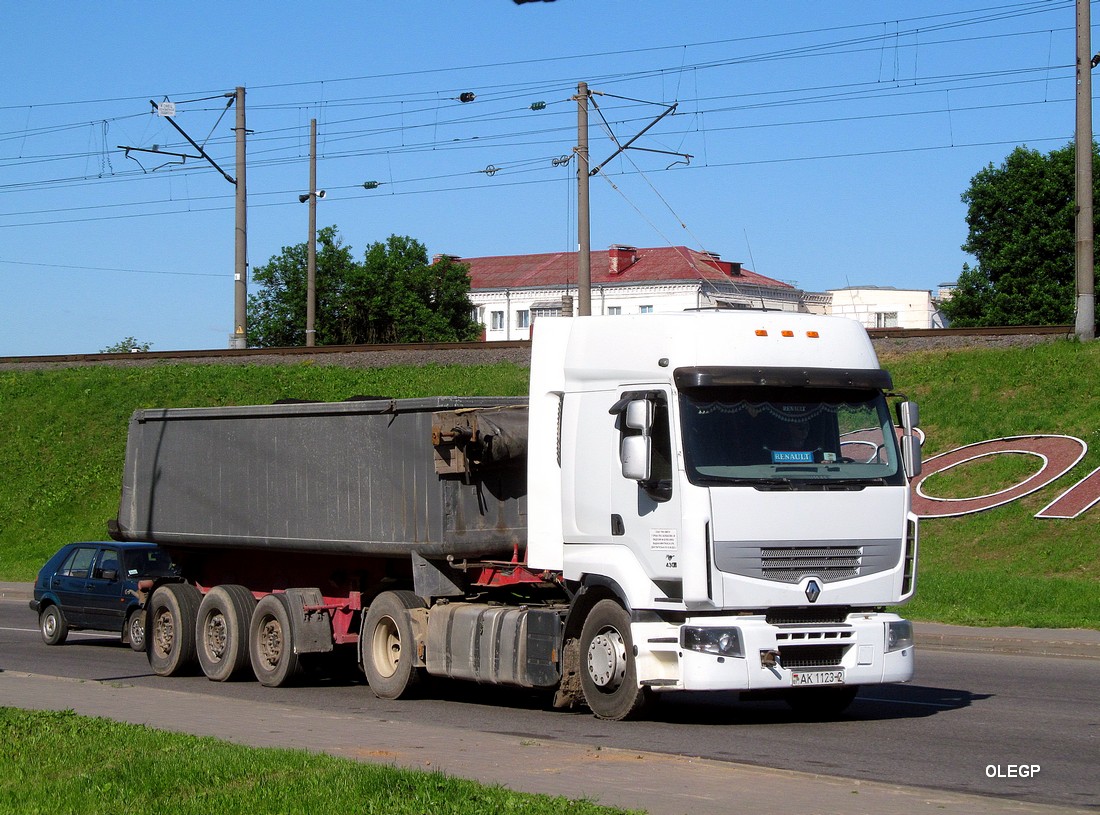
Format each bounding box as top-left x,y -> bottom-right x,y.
306,118 -> 317,347
576,82 -> 592,317
232,86 -> 248,348
1075,0 -> 1095,341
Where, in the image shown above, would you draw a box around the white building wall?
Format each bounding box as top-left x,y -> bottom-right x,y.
473,282 -> 808,341
826,288 -> 940,329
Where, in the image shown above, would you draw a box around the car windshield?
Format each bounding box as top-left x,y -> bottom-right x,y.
679,385 -> 904,487
123,548 -> 177,578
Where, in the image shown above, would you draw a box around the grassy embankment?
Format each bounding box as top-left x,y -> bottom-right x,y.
0,707 -> 638,815
1,341 -> 1097,628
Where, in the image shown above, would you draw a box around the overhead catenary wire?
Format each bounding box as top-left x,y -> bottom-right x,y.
0,1 -> 1085,236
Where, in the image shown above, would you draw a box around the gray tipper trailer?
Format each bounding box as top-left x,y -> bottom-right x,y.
111,311 -> 922,720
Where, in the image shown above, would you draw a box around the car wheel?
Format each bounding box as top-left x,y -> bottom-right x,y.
127,609 -> 146,652
40,605 -> 69,646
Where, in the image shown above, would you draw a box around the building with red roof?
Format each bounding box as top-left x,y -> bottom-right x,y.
452,244 -> 824,341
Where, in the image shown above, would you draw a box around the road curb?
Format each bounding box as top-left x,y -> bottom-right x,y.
914,622 -> 1100,660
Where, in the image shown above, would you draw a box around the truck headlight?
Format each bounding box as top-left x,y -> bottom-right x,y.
681,626 -> 743,657
887,620 -> 913,652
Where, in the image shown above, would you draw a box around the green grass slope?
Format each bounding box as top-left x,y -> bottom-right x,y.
882,340 -> 1100,628
1,341 -> 1097,628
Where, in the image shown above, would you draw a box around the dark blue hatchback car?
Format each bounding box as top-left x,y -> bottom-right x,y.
30,541 -> 177,650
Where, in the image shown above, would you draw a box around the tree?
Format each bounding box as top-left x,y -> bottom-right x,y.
247,225 -> 358,347
100,337 -> 151,353
943,142 -> 1100,327
246,227 -> 479,347
343,236 -> 481,344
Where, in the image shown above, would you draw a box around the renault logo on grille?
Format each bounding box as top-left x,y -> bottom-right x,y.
804,580 -> 821,603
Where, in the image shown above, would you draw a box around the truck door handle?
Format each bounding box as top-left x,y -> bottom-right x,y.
611,514 -> 625,536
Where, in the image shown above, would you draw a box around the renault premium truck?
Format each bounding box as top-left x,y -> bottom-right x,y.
110,311 -> 920,720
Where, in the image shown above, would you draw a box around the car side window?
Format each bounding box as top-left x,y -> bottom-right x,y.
60,547 -> 98,579
94,548 -> 120,580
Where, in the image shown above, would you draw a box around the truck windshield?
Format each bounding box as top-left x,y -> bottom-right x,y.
678,385 -> 904,487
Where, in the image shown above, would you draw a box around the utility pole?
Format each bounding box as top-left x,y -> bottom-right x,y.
306,118 -> 318,347
575,82 -> 592,317
232,86 -> 248,349
1075,0 -> 1096,341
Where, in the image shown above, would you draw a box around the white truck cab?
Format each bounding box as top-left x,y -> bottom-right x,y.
528,312 -> 919,716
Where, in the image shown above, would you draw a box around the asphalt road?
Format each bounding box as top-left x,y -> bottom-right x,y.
2,597 -> 1096,810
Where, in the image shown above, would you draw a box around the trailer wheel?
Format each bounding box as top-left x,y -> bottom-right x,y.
784,686 -> 860,719
39,604 -> 69,646
147,583 -> 201,676
249,593 -> 301,687
126,609 -> 146,652
578,599 -> 650,721
361,591 -> 426,700
197,585 -> 257,682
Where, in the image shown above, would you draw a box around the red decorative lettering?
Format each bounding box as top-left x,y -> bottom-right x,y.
911,435 -> 1087,519
1035,466 -> 1100,519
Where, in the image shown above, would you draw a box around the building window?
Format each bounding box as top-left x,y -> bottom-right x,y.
490,311 -> 505,330
639,305 -> 654,314
875,311 -> 898,328
606,306 -> 621,316
516,310 -> 530,329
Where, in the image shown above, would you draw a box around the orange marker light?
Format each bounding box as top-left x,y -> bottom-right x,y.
781,330 -> 794,337
806,331 -> 820,338
755,329 -> 769,337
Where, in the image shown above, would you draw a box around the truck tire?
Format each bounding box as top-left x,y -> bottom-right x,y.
249,593 -> 301,687
578,599 -> 650,721
147,583 -> 201,676
197,585 -> 257,682
39,604 -> 69,646
784,686 -> 860,719
127,609 -> 146,652
361,590 -> 426,700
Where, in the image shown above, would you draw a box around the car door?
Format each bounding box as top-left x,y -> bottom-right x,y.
80,546 -> 128,631
51,545 -> 100,627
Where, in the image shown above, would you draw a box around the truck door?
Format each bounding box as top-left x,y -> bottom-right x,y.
609,389 -> 684,586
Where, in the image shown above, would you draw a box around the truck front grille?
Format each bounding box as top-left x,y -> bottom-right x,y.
767,607 -> 851,625
712,538 -> 901,584
761,546 -> 861,582
778,644 -> 848,670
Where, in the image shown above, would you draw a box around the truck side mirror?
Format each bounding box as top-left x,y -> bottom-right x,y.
901,434 -> 922,478
896,400 -> 919,432
896,401 -> 921,478
621,435 -> 651,481
624,399 -> 652,431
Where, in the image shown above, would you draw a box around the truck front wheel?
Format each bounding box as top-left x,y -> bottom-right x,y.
361,591 -> 426,699
147,583 -> 201,676
249,593 -> 301,687
578,599 -> 650,721
198,585 -> 257,682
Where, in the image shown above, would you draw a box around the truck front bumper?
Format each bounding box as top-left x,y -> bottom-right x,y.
635,611 -> 914,692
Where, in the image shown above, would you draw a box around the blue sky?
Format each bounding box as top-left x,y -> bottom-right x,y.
0,1 -> 1090,355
